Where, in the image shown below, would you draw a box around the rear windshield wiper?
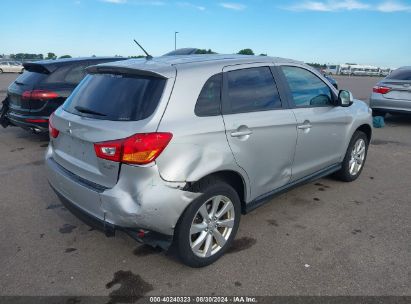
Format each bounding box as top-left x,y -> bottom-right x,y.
74,106 -> 107,117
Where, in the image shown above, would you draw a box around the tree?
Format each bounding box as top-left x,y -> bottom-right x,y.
237,49 -> 254,55
46,52 -> 57,60
195,49 -> 217,54
259,53 -> 267,56
59,55 -> 72,59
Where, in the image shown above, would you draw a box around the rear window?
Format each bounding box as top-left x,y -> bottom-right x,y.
387,68 -> 411,81
63,73 -> 166,121
14,71 -> 47,85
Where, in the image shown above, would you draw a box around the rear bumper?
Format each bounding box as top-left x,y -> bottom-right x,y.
6,111 -> 49,132
49,182 -> 173,249
370,93 -> 411,113
45,145 -> 201,243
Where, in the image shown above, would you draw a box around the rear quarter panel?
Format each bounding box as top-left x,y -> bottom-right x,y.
156,64 -> 250,199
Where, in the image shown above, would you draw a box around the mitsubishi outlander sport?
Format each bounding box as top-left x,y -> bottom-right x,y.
46,55 -> 372,267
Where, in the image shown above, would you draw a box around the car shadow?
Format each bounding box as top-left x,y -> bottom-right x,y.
384,114 -> 411,126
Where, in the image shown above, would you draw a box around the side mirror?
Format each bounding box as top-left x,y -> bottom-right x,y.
338,90 -> 354,107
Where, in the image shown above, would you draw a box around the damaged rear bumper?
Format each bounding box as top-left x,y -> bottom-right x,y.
45,147 -> 201,248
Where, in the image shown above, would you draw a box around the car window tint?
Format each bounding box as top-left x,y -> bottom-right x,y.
225,67 -> 282,114
44,65 -> 72,83
281,66 -> 333,107
387,68 -> 411,81
63,73 -> 166,121
195,73 -> 222,116
65,65 -> 87,84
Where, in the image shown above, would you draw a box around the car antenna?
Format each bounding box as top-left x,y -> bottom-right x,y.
133,39 -> 153,60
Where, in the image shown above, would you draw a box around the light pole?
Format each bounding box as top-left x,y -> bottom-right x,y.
174,31 -> 179,50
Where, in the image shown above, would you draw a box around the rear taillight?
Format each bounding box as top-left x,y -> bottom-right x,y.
48,114 -> 59,138
373,86 -> 391,94
22,90 -> 59,101
94,133 -> 173,165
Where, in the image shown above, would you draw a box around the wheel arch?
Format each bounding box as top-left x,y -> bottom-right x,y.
356,124 -> 372,143
184,170 -> 248,214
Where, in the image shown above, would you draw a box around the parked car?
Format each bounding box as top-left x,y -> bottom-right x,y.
46,55 -> 372,267
323,73 -> 338,89
0,61 -> 24,74
163,48 -> 199,56
370,66 -> 411,117
1,57 -> 126,133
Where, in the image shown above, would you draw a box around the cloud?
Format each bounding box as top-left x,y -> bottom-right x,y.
376,1 -> 411,12
288,0 -> 369,11
177,2 -> 206,11
287,0 -> 411,12
219,2 -> 246,10
101,0 -> 165,5
101,0 -> 127,3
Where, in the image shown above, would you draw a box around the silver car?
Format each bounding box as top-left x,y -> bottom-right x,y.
0,61 -> 24,73
370,66 -> 411,116
46,55 -> 372,267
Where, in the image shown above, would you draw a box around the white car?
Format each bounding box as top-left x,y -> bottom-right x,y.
0,61 -> 24,74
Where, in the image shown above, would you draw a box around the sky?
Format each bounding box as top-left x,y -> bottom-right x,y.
1,0 -> 410,67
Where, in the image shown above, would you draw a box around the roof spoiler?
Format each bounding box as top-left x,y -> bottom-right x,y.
23,62 -> 54,74
86,65 -> 168,79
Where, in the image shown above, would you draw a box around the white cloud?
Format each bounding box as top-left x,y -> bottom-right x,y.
177,2 -> 206,11
376,1 -> 411,12
287,0 -> 411,12
288,0 -> 369,11
101,0 -> 165,5
219,2 -> 246,11
102,0 -> 127,4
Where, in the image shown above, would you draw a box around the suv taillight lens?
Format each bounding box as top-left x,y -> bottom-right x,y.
373,86 -> 391,94
22,90 -> 59,101
48,114 -> 59,138
94,133 -> 173,165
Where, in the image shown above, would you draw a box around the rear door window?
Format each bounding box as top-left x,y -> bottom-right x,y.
63,73 -> 166,121
195,73 -> 222,116
224,67 -> 282,114
281,66 -> 333,107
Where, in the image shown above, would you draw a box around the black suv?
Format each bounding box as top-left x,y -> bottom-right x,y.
1,57 -> 125,132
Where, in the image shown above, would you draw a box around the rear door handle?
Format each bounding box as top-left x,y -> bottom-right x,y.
297,120 -> 312,130
231,130 -> 253,137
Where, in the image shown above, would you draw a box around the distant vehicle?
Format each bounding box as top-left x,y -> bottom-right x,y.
323,74 -> 338,89
46,54 -> 372,267
0,61 -> 24,74
325,65 -> 339,75
1,57 -> 126,133
163,48 -> 199,56
379,68 -> 391,77
370,66 -> 411,117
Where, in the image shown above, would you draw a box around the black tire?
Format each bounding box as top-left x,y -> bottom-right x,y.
174,177 -> 241,267
335,131 -> 369,182
0,69 -> 3,74
372,109 -> 386,117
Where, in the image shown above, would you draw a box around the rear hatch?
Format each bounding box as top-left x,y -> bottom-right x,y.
7,67 -> 48,114
380,80 -> 411,100
51,68 -> 172,188
382,69 -> 411,100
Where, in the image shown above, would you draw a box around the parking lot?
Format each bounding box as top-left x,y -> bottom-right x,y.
0,73 -> 410,298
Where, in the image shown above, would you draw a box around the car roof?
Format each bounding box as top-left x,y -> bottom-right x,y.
24,57 -> 126,74
89,54 -> 302,79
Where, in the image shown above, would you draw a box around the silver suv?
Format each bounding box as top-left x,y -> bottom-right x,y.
46,55 -> 372,267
